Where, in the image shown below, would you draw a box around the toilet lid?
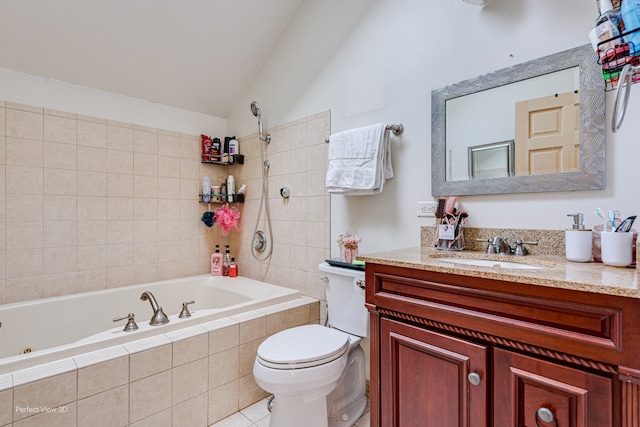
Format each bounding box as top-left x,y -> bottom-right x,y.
257,325 -> 350,370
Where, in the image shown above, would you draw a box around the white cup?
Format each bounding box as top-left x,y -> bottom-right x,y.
600,232 -> 633,267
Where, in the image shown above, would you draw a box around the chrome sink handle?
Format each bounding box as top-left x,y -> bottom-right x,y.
514,239 -> 538,256
476,238 -> 496,254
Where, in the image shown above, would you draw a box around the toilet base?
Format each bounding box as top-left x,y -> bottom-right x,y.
268,394 -> 368,427
328,394 -> 367,426
269,394 -> 330,427
266,343 -> 367,427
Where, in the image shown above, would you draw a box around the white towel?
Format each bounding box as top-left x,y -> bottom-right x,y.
326,123 -> 393,195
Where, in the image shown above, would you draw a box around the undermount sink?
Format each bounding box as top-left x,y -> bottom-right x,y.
435,257 -> 547,270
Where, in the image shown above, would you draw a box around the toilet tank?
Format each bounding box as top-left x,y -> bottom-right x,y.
319,262 -> 369,338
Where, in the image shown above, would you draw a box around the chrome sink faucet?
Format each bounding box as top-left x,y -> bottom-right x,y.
491,236 -> 511,255
140,291 -> 169,326
477,237 -> 538,256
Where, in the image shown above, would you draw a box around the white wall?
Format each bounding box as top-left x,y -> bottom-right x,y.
0,66 -> 226,136
228,0 -> 640,257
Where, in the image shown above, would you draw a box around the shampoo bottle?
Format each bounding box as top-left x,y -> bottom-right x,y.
202,176 -> 211,203
227,175 -> 235,203
211,245 -> 223,276
223,245 -> 231,276
228,139 -> 239,155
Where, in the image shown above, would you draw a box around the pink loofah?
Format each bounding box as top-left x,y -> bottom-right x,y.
214,203 -> 241,236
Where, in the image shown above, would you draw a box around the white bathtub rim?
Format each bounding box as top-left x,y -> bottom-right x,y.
0,296 -> 319,387
0,275 -> 302,376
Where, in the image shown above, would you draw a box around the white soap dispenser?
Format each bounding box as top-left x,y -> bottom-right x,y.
565,213 -> 593,262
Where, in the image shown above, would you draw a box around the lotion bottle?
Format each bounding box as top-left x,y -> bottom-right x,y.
565,213 -> 593,262
211,245 -> 223,276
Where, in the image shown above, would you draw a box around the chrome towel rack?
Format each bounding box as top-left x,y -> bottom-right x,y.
325,123 -> 404,143
385,123 -> 404,136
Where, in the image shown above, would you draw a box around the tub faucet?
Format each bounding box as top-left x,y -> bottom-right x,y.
140,291 -> 169,326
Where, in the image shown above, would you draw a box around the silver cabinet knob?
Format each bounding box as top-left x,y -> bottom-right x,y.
467,372 -> 481,385
536,407 -> 556,424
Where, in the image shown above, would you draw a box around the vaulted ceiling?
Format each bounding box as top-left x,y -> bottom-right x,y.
0,0 -> 304,118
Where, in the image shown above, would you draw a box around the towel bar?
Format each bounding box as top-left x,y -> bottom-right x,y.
325,123 -> 404,143
386,123 -> 404,136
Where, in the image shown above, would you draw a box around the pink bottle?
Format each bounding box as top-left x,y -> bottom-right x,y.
211,245 -> 223,276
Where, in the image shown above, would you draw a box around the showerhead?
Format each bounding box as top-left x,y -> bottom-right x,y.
250,101 -> 261,118
250,101 -> 270,143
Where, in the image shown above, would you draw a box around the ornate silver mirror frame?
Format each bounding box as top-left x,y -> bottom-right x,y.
431,44 -> 605,196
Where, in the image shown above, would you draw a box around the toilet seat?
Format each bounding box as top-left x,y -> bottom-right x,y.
257,325 -> 350,370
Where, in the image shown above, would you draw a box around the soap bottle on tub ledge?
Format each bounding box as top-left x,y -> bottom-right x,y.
223,245 -> 232,276
211,245 -> 223,276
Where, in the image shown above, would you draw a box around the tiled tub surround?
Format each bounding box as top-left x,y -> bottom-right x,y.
0,296 -> 320,427
0,101 -> 331,321
0,100 -> 226,304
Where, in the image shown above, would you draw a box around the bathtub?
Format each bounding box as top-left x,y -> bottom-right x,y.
0,274 -> 300,375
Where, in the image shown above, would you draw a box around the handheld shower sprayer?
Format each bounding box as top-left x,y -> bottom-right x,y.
250,101 -> 273,261
250,101 -> 271,143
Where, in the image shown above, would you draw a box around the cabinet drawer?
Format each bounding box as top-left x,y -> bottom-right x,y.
381,318 -> 488,427
493,348 -> 613,427
370,270 -> 622,357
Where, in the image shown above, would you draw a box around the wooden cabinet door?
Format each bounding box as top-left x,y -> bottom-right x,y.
493,348 -> 613,427
380,318 -> 488,427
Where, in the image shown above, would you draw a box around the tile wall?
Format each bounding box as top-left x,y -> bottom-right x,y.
225,111 -> 331,315
0,297 -> 319,427
0,101 -> 331,310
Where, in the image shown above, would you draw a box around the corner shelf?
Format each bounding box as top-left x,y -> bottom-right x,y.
201,154 -> 244,165
199,195 -> 244,204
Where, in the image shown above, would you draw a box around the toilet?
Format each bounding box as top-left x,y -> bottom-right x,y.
253,262 -> 368,427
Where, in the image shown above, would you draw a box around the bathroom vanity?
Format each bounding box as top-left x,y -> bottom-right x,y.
362,247 -> 640,427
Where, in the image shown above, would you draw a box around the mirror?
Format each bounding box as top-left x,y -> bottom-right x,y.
431,44 -> 605,196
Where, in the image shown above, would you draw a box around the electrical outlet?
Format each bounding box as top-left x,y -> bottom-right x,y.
417,201 -> 437,217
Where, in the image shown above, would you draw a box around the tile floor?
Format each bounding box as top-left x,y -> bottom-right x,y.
209,396 -> 370,427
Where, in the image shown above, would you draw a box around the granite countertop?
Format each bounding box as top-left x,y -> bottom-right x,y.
359,246 -> 640,299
